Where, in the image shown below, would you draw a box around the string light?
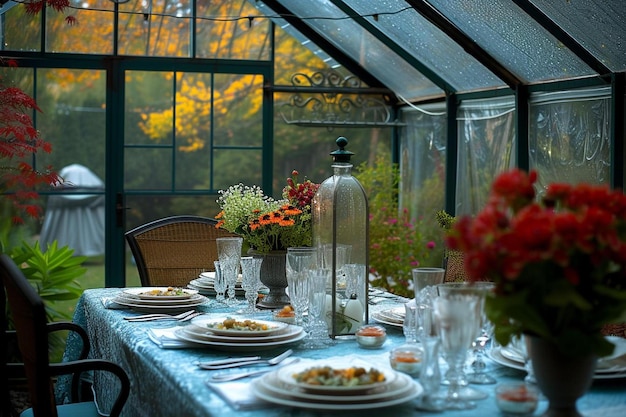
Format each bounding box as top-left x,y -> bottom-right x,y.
8,1 -> 413,24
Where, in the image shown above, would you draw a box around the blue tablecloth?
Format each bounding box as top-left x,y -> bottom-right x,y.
58,288 -> 626,417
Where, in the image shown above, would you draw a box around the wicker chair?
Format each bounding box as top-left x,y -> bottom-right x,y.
442,249 -> 469,283
125,215 -> 237,287
1,254 -> 130,417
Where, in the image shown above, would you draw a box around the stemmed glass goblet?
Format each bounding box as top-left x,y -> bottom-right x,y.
467,282 -> 497,384
433,292 -> 481,410
286,247 -> 317,327
239,256 -> 263,314
216,237 -> 243,306
437,282 -> 489,401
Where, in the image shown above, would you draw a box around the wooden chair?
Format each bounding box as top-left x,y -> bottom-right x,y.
0,254 -> 130,417
125,215 -> 237,287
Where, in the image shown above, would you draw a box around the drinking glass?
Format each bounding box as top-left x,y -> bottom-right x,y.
286,247 -> 318,327
402,299 -> 418,344
322,243 -> 351,288
413,267 -> 445,341
239,256 -> 263,314
303,268 -> 333,349
213,261 -> 226,303
216,237 -> 243,306
343,263 -> 365,300
433,293 -> 481,410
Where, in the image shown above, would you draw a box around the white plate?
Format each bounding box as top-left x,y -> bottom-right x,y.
192,317 -> 287,337
276,361 -> 396,395
116,292 -> 205,306
376,307 -> 404,323
124,287 -> 198,300
173,328 -> 306,351
199,272 -> 243,282
251,371 -> 421,410
489,347 -> 626,380
112,295 -> 207,313
258,369 -> 414,402
370,312 -> 403,328
183,324 -> 303,343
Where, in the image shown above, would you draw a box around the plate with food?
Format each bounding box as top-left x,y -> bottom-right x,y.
192,317 -> 288,337
124,287 -> 198,300
183,323 -> 303,343
276,362 -> 396,395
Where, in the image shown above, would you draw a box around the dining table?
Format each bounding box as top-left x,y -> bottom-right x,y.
56,287 -> 626,417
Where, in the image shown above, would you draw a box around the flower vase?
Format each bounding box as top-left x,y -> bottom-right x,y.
526,335 -> 597,417
249,249 -> 290,309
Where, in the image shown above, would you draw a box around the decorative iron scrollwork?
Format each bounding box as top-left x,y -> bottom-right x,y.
276,70 -> 404,128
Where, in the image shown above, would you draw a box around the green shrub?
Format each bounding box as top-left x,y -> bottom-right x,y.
356,154 -> 436,298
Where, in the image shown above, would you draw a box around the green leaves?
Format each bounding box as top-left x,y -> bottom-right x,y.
8,240 -> 86,321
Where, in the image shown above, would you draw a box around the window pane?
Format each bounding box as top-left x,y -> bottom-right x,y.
2,4 -> 41,51
46,2 -> 114,54
118,0 -> 192,57
399,104 -> 447,223
429,0 -> 593,83
197,0 -> 271,60
456,97 -> 516,216
529,87 -> 611,188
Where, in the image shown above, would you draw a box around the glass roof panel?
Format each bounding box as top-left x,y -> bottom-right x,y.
428,0 -> 595,83
343,0 -> 505,93
272,0 -> 444,101
529,0 -> 626,72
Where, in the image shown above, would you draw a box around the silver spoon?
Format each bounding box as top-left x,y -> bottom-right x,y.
198,349 -> 293,370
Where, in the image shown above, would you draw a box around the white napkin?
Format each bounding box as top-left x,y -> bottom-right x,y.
147,326 -> 203,349
206,380 -> 272,410
101,297 -> 125,309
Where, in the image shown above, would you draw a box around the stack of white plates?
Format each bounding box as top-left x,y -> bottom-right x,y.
173,316 -> 306,351
251,361 -> 422,410
489,336 -> 626,380
112,287 -> 208,313
188,271 -> 245,296
371,307 -> 404,328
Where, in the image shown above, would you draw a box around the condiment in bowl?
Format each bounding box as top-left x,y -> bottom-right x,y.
495,382 -> 539,415
355,324 -> 387,348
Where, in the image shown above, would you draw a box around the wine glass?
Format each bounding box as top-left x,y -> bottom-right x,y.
239,256 -> 263,314
216,237 -> 243,306
437,282 -> 489,400
467,282 -> 497,384
433,292 -> 481,410
303,267 -> 333,349
286,247 -> 317,327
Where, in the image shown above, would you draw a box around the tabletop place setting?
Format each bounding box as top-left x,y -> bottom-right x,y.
94,248 -> 626,416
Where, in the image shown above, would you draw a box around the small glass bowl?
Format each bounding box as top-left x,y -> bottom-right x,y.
389,344 -> 423,375
355,325 -> 387,348
495,382 -> 539,415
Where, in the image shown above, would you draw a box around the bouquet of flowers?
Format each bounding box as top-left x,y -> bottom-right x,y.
215,171 -> 319,253
446,169 -> 626,357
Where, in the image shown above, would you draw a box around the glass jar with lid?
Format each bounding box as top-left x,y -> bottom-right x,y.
312,137 -> 368,338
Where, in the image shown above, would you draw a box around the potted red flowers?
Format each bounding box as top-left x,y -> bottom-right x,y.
446,169 -> 626,358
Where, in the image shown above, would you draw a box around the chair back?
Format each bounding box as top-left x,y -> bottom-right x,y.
125,215 -> 237,287
0,254 -> 59,417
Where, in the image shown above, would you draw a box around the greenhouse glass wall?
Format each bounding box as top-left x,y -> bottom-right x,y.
1,0 -> 624,286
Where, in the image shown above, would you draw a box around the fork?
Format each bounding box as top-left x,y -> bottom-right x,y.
124,310 -> 198,322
